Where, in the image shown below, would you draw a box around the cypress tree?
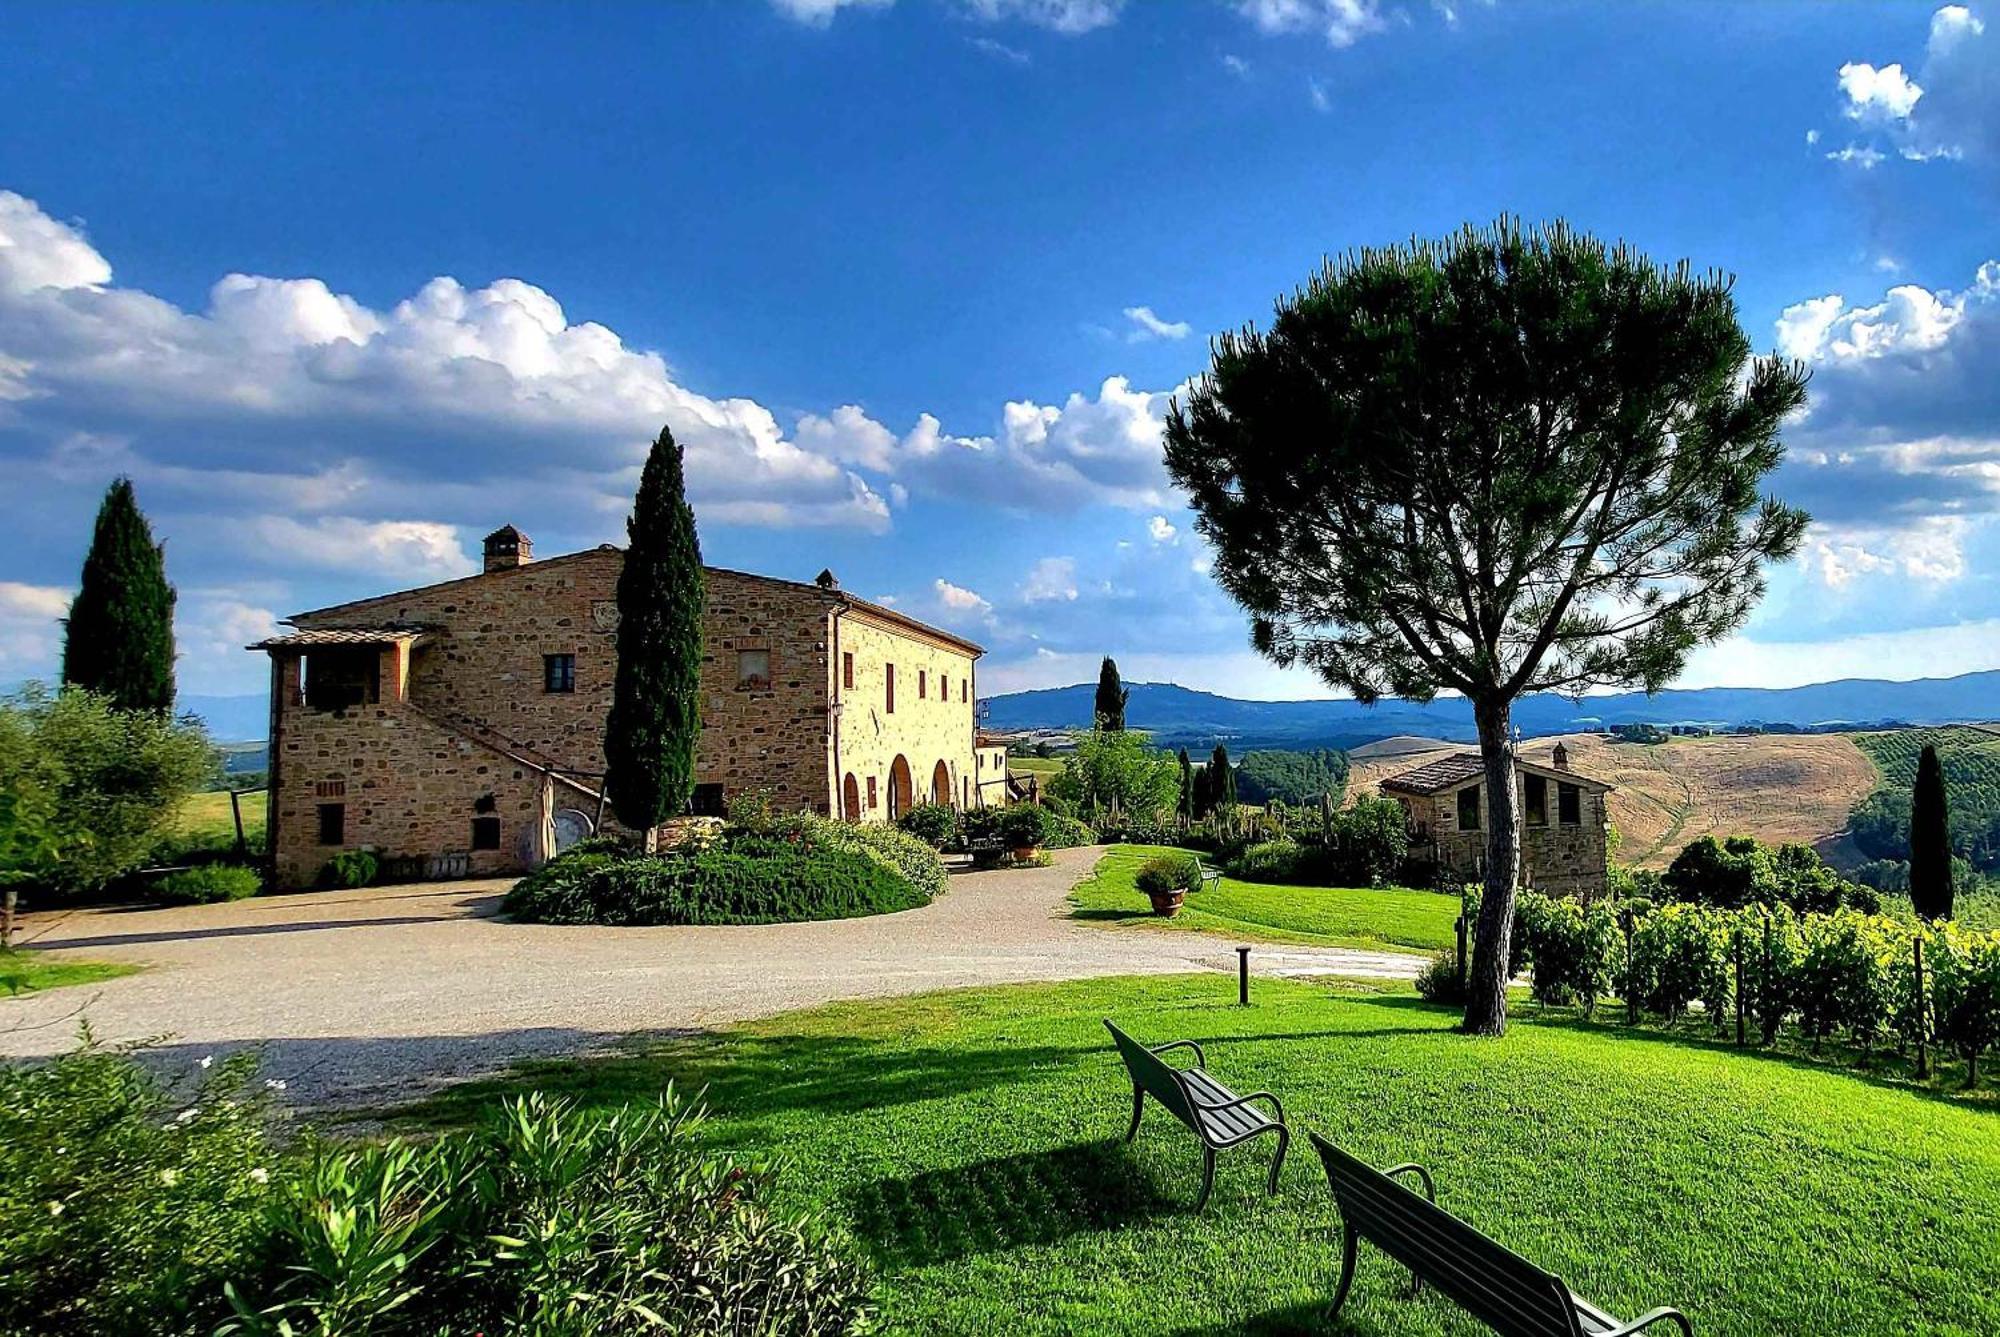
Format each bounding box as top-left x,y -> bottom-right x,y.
1177,747 -> 1193,823
62,478 -> 176,712
604,426 -> 706,840
1209,743 -> 1235,809
1094,656 -> 1129,730
1910,742 -> 1955,921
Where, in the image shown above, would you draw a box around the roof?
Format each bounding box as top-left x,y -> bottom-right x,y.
249,626 -> 432,650
1379,750 -> 1612,795
283,545 -> 985,657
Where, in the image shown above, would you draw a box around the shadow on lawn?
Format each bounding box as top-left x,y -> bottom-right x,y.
847,1138 -> 1180,1267
408,1030 -> 1117,1127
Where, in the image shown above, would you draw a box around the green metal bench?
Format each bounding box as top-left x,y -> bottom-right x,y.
1310,1133 -> 1692,1336
1104,1019 -> 1289,1210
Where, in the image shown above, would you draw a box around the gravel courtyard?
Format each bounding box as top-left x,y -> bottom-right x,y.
1,847 -> 1419,1109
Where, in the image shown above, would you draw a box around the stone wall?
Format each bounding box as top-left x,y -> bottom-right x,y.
1393,779 -> 1610,899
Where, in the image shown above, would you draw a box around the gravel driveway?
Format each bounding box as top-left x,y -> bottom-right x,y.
1,846 -> 1419,1109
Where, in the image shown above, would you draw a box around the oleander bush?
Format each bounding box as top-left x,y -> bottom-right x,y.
149,863 -> 262,905
1134,852 -> 1203,897
0,1042 -> 870,1336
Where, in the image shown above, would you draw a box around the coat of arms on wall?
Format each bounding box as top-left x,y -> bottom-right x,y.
590,600 -> 622,633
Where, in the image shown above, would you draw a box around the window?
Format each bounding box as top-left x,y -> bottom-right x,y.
866,776 -> 878,809
1457,784 -> 1481,831
919,669 -> 926,699
1524,774 -> 1548,827
471,815 -> 501,850
303,647 -> 379,711
316,802 -> 346,846
885,664 -> 895,713
736,649 -> 771,691
690,783 -> 727,817
543,653 -> 575,694
1558,782 -> 1582,826
962,679 -> 968,704
842,652 -> 854,689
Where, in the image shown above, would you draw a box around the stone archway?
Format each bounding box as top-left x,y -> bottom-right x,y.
888,755 -> 914,820
931,759 -> 953,807
843,773 -> 862,822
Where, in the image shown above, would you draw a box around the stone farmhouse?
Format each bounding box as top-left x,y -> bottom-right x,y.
253,526 -> 996,890
1379,742 -> 1612,898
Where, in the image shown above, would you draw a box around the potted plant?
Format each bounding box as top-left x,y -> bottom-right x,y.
1135,852 -> 1202,918
999,804 -> 1051,863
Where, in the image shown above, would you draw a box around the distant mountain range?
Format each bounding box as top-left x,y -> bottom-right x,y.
980,671 -> 2000,750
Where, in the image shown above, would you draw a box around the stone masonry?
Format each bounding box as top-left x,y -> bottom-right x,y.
1379,747 -> 1613,899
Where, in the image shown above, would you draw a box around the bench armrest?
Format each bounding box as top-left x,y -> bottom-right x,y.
1188,1089 -> 1286,1124
1600,1308 -> 1692,1337
1382,1162 -> 1436,1203
1148,1038 -> 1206,1067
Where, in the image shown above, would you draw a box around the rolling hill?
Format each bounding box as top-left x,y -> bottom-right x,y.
981,672 -> 2000,751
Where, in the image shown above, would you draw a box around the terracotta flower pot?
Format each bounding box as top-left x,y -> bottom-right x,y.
1148,888 -> 1186,918
1011,845 -> 1042,863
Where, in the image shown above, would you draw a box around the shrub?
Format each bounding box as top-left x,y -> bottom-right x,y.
1135,852 -> 1203,897
1322,796 -> 1410,887
1227,840 -> 1302,882
1043,812 -> 1095,849
1930,922 -> 2000,1085
813,819 -> 949,901
998,804 -> 1054,849
151,863 -> 262,905
896,802 -> 960,850
1516,891 -> 1617,1015
505,839 -> 928,926
229,1089 -> 870,1335
0,1039 -> 279,1335
1626,902 -> 1729,1024
1414,950 -> 1466,1005
316,850 -> 378,889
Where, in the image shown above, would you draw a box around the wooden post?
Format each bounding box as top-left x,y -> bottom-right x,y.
1237,946 -> 1251,1007
1624,918 -> 1637,1026
1913,935 -> 1929,1081
228,787 -> 247,855
1733,938 -> 1746,1048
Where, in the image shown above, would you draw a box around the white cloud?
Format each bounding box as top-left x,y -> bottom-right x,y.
1147,514 -> 1176,543
1681,617 -> 2000,691
1838,61 -> 1925,121
933,577 -> 991,613
0,194 -> 112,295
176,595 -> 283,692
1824,144 -> 1888,168
961,0 -> 1123,34
1221,53 -> 1251,77
1238,0 -> 1386,47
243,517 -> 477,581
1775,264 -> 1995,363
1123,305 -> 1191,341
970,35 -> 1031,62
1809,517 -> 1969,588
1020,555 -> 1079,603
0,581 -> 69,675
768,0 -> 893,26
1309,78 -> 1332,112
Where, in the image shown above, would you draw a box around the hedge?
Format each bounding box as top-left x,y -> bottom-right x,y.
149,863 -> 262,905
505,836 -> 930,927
1475,887 -> 2000,1085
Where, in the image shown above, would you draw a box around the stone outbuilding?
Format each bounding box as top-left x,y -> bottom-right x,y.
1379,742 -> 1613,899
252,526 -> 989,889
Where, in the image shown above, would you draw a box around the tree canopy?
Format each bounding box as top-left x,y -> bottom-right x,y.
604,426 -> 706,836
1094,656 -> 1129,731
1910,743 -> 1956,921
62,478 -> 177,713
1164,219 -> 1807,1034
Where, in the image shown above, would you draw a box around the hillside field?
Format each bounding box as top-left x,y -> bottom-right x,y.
1347,732 -> 1880,869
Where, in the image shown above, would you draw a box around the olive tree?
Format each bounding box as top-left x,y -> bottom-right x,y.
1165,219 -> 1808,1034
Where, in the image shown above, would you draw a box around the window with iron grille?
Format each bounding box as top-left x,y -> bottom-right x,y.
316,802 -> 346,846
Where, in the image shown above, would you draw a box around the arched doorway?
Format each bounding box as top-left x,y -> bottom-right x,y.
931,760 -> 953,807
887,755 -> 914,820
842,773 -> 862,822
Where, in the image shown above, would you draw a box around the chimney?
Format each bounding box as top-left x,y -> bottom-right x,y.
1552,741 -> 1570,772
815,568 -> 839,590
483,525 -> 532,573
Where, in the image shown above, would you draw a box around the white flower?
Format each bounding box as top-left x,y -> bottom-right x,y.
175,1108 -> 199,1124
46,1202 -> 63,1217
248,1167 -> 269,1185
159,1169 -> 180,1187
198,1055 -> 213,1070
264,1079 -> 287,1092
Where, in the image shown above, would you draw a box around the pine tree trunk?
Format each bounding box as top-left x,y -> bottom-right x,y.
1463,695 -> 1521,1037
1,885 -> 14,950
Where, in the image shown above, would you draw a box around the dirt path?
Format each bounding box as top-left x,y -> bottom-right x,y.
1,847 -> 1418,1110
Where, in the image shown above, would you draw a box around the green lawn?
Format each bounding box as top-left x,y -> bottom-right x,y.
165,788 -> 266,847
1070,845 -> 1458,954
0,948 -> 138,996
407,973 -> 2000,1335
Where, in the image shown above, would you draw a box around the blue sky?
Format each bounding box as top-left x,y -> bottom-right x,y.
2,0 -> 1996,701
